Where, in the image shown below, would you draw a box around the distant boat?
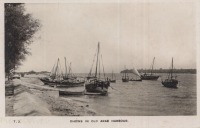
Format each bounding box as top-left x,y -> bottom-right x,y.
40,58 -> 84,87
85,42 -> 110,95
109,71 -> 116,83
129,66 -> 142,81
141,57 -> 159,80
122,67 -> 129,82
162,58 -> 178,88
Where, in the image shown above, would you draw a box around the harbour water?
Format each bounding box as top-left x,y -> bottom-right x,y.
62,73 -> 196,116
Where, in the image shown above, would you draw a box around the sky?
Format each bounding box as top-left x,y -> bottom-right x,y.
17,2 -> 196,73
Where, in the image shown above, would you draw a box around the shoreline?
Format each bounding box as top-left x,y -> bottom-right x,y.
5,78 -> 97,116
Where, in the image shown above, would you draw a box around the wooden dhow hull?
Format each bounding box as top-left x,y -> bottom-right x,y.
141,75 -> 159,80
122,78 -> 129,82
85,80 -> 110,95
40,78 -> 84,87
162,79 -> 178,88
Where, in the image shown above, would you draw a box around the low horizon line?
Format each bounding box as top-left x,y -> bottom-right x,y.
15,68 -> 197,73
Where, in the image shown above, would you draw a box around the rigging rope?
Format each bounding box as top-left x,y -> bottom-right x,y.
50,62 -> 56,77
88,53 -> 96,77
101,54 -> 106,80
58,59 -> 63,78
110,86 -> 132,97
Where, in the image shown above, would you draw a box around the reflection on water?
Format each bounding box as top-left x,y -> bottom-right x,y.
63,73 -> 196,116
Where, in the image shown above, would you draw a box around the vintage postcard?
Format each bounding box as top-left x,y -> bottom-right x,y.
0,0 -> 199,128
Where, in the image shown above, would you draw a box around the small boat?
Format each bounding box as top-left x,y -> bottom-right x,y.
162,58 -> 178,88
129,78 -> 142,81
109,71 -> 116,83
84,92 -> 108,96
85,42 -> 110,95
122,77 -> 129,82
129,65 -> 142,82
141,57 -> 159,80
122,66 -> 129,82
59,90 -> 85,95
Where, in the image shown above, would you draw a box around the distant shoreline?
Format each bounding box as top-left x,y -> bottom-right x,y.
13,68 -> 197,75
121,69 -> 197,74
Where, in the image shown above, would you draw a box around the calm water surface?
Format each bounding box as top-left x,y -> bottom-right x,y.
63,73 -> 196,116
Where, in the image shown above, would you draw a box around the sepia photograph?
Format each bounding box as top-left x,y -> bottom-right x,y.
1,0 -> 200,127
4,2 -> 197,117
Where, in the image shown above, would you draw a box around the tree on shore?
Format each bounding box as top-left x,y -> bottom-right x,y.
5,3 -> 40,75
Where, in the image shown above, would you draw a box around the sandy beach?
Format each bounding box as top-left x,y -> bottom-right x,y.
5,75 -> 97,116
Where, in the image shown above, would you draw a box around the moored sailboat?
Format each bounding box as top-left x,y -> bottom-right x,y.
39,58 -> 63,85
60,59 -> 84,87
109,71 -> 116,83
122,67 -> 129,82
40,58 -> 84,87
162,58 -> 178,88
85,42 -> 110,95
141,57 -> 159,80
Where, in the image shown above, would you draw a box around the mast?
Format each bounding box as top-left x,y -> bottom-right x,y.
151,57 -> 155,75
64,57 -> 67,78
54,58 -> 59,79
125,71 -> 126,79
112,70 -> 113,79
68,62 -> 71,77
95,42 -> 100,78
171,57 -> 173,79
99,44 -> 101,79
101,54 -> 106,80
